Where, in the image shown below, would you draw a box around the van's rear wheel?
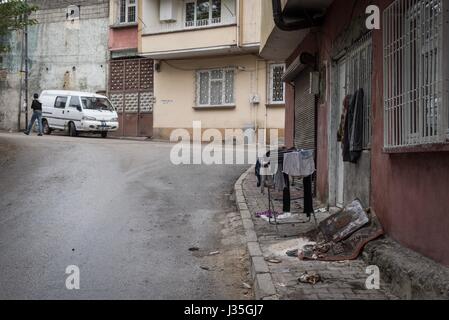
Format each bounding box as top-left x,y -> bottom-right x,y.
101,132 -> 108,138
69,122 -> 78,137
42,119 -> 51,135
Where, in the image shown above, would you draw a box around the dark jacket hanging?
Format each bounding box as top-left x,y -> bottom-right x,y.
341,95 -> 352,162
349,88 -> 364,163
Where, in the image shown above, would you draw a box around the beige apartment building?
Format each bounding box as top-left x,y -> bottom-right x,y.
137,0 -> 286,140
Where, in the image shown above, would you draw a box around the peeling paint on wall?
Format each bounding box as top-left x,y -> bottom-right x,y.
0,1 -> 109,131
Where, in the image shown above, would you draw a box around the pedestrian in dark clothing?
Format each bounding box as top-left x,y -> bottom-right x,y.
24,93 -> 43,136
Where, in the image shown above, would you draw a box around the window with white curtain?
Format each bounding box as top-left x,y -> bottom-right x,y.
119,0 -> 137,24
185,0 -> 222,28
383,0 -> 448,149
196,68 -> 234,107
268,63 -> 286,104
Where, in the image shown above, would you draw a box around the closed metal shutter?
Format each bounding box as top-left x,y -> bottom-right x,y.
294,67 -> 316,151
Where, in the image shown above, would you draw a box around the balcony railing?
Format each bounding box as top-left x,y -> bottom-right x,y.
185,17 -> 222,28
144,16 -> 236,35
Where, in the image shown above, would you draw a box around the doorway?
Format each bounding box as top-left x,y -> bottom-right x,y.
336,60 -> 346,207
108,58 -> 154,138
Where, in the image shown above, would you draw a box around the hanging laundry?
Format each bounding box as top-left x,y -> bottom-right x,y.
283,150 -> 316,178
273,148 -> 293,213
274,165 -> 286,192
303,175 -> 314,218
342,95 -> 353,162
256,153 -> 273,194
344,89 -> 365,163
349,88 -> 365,163
300,150 -> 315,178
337,95 -> 351,143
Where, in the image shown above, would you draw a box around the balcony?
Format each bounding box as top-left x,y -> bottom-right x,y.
142,15 -> 237,35
139,0 -> 261,59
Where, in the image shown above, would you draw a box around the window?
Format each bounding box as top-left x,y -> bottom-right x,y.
196,68 -> 234,107
344,33 -> 373,149
383,0 -> 448,149
119,0 -> 137,24
54,96 -> 68,109
268,63 -> 285,104
69,96 -> 81,109
81,97 -> 114,111
185,0 -> 222,28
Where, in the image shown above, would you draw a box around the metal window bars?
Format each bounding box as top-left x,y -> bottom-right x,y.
344,32 -> 373,150
383,0 -> 449,149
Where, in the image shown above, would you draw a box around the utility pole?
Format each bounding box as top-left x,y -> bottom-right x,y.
18,29 -> 24,131
24,0 -> 29,127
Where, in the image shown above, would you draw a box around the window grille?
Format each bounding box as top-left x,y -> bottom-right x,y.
268,63 -> 286,104
196,68 -> 235,107
344,33 -> 373,149
383,0 -> 449,149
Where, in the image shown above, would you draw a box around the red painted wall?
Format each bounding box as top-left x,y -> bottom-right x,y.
108,26 -> 138,51
289,0 -> 449,266
370,0 -> 449,266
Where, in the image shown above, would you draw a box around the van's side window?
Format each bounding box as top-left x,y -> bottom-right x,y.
69,96 -> 81,109
55,96 -> 67,109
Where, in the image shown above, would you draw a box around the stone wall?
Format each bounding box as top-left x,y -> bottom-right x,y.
0,0 -> 109,131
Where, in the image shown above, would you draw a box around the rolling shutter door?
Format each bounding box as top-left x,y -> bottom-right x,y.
294,68 -> 316,150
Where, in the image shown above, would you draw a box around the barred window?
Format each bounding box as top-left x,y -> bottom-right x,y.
119,0 -> 137,24
268,63 -> 285,104
197,68 -> 234,107
383,0 -> 449,149
345,33 -> 373,150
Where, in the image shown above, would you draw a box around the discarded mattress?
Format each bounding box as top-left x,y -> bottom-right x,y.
319,199 -> 369,243
297,199 -> 384,262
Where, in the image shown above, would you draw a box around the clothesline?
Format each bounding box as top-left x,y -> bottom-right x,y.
255,148 -> 316,220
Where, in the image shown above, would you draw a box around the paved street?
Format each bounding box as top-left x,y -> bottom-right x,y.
241,173 -> 398,300
0,132 -> 250,300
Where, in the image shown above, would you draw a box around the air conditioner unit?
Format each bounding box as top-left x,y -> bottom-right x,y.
160,0 -> 177,22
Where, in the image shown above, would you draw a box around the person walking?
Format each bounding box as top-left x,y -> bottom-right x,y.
24,93 -> 43,136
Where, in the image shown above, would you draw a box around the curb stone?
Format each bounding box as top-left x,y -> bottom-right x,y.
234,166 -> 279,301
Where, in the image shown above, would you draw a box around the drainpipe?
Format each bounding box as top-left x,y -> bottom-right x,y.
236,0 -> 241,48
24,0 -> 29,128
271,0 -> 323,31
18,30 -> 24,131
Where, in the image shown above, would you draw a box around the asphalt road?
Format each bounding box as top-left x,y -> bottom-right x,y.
0,132 -> 249,299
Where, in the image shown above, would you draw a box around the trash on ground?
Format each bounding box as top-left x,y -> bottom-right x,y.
256,210 -> 280,219
266,238 -> 316,258
286,249 -> 299,258
265,258 -> 282,264
242,282 -> 252,289
277,283 -> 287,288
320,199 -> 369,243
189,247 -> 200,252
256,211 -> 299,223
200,266 -> 210,271
299,199 -> 384,262
209,251 -> 220,256
298,271 -> 321,285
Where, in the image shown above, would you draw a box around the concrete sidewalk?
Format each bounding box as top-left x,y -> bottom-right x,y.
234,167 -> 398,300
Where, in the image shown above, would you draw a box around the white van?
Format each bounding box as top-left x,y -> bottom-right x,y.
40,90 -> 119,138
